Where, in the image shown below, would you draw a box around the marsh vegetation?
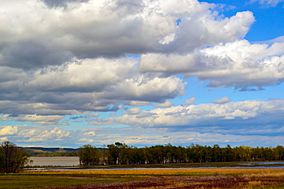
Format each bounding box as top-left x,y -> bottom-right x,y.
0,168 -> 283,189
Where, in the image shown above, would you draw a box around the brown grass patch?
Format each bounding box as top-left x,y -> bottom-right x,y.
19,168 -> 284,189
49,173 -> 284,189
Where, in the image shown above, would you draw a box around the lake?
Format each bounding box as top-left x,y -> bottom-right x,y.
28,156 -> 80,167
27,157 -> 284,168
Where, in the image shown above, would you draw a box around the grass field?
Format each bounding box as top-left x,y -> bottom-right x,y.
0,168 -> 283,188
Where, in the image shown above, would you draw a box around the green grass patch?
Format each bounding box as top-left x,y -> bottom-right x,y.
0,175 -> 143,189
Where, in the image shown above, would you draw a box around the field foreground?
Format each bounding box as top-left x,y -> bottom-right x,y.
0,168 -> 284,189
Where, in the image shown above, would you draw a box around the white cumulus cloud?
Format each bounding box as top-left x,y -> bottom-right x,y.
0,126 -> 18,136
141,39 -> 284,90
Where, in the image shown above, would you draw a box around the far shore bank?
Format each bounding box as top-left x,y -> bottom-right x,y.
26,157 -> 284,170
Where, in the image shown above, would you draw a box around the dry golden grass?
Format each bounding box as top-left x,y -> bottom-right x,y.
24,168 -> 284,176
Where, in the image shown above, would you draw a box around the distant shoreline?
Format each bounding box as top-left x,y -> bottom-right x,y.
26,157 -> 284,169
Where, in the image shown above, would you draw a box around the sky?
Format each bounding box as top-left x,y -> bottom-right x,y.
0,0 -> 283,148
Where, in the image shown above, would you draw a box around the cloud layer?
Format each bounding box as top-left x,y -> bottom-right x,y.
0,0 -> 283,146
141,40 -> 284,90
1,99 -> 284,146
251,0 -> 284,6
111,99 -> 284,127
0,0 -> 256,117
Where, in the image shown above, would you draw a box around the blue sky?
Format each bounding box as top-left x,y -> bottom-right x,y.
205,0 -> 284,42
188,0 -> 284,103
0,0 -> 283,147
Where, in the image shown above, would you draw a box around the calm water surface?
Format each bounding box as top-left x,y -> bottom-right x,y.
27,157 -> 284,169
28,156 -> 80,167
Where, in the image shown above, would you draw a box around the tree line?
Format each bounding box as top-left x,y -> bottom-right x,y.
1,141 -> 283,172
79,142 -> 284,166
0,141 -> 28,173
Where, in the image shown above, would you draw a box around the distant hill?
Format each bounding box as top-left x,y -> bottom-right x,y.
24,147 -> 79,156
23,147 -> 107,156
